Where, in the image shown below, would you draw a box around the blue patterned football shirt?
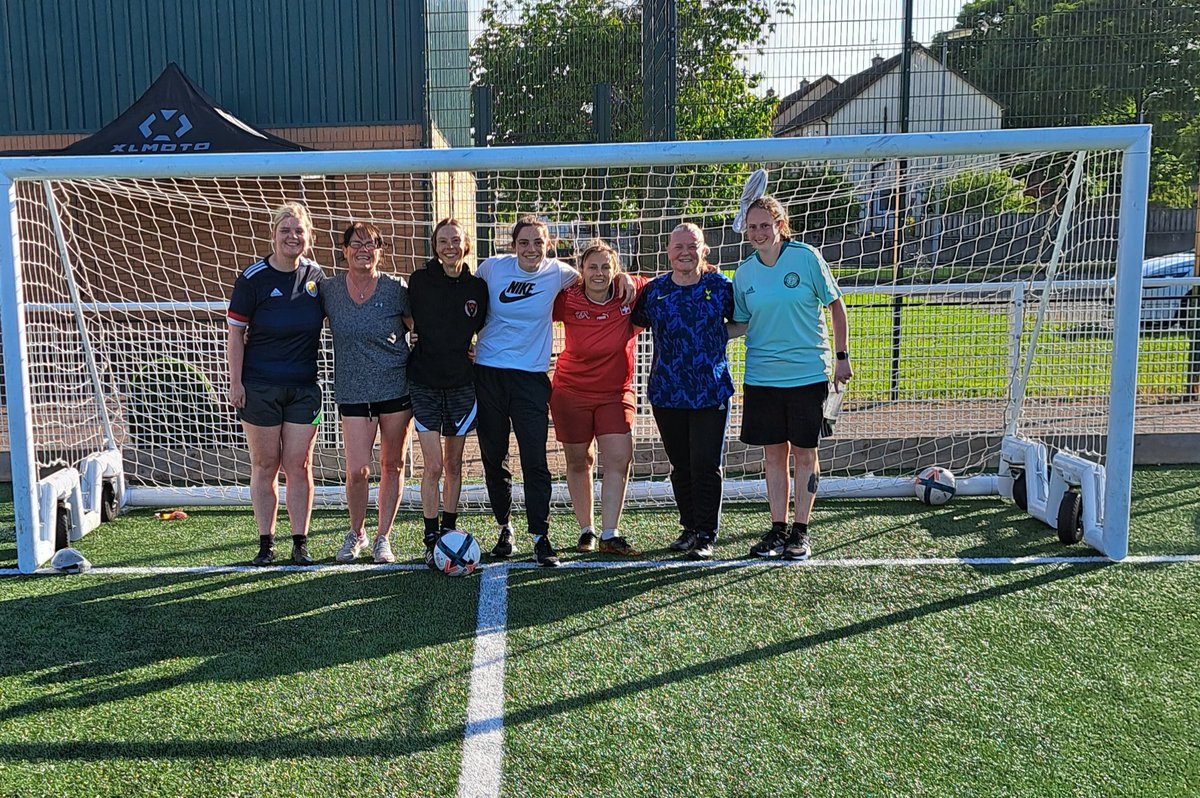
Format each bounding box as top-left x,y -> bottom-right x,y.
631,271 -> 734,409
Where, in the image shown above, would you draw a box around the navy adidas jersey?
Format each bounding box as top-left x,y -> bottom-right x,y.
631,271 -> 734,409
227,257 -> 326,387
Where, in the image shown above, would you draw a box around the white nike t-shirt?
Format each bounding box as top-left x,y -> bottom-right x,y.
475,254 -> 578,372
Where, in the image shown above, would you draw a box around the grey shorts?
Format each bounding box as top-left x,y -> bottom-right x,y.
411,383 -> 478,437
239,383 -> 323,427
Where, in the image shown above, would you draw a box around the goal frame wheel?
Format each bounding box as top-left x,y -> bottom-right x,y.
1056,491 -> 1084,545
99,480 -> 119,522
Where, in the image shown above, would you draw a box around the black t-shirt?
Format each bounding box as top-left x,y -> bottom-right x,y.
407,258 -> 489,388
227,257 -> 326,387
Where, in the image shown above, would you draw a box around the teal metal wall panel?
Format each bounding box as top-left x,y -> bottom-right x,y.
0,0 -> 428,135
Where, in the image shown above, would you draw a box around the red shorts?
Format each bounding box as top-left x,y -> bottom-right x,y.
549,389 -> 636,444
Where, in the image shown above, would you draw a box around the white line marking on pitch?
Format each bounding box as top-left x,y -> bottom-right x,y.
457,564 -> 509,798
4,553 -> 1200,577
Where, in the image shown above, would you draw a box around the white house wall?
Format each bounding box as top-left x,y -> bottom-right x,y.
797,51 -> 1005,231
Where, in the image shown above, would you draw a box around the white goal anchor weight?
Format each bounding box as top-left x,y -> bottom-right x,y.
35,450 -> 125,564
999,435 -> 1105,550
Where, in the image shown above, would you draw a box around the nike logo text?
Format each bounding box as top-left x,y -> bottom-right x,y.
498,281 -> 541,303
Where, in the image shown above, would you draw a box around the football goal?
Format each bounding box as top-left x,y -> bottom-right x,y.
0,126 -> 1151,571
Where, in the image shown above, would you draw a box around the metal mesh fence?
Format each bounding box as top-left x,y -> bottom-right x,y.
447,0 -> 1198,210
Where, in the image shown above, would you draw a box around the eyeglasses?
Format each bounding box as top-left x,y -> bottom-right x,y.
348,240 -> 381,250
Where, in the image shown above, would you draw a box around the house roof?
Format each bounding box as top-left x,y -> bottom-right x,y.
777,53 -> 902,135
775,75 -> 838,118
774,43 -> 1000,136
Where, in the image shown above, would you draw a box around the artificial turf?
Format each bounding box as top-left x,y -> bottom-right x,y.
0,467 -> 1197,796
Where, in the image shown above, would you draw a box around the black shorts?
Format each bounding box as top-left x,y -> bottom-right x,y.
338,395 -> 413,418
239,383 -> 323,427
739,382 -> 827,448
411,383 -> 478,437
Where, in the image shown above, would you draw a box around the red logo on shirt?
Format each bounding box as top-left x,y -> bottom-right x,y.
465,300 -> 479,317
575,310 -> 590,320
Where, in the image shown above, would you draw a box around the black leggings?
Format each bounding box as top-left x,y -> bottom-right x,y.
475,365 -> 553,536
652,405 -> 730,537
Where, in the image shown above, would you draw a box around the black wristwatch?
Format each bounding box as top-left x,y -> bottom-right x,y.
836,351 -> 849,361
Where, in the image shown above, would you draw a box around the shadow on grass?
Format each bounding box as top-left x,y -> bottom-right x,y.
0,569 -> 479,752
496,561 -> 1107,733
0,559 -> 1103,764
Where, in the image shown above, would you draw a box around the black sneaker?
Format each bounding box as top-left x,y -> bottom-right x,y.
424,532 -> 440,571
686,534 -> 715,561
251,546 -> 275,567
576,530 -> 597,552
491,527 -> 514,559
533,536 -> 560,567
291,541 -> 315,566
749,527 -> 788,558
782,532 -> 811,561
669,530 -> 698,552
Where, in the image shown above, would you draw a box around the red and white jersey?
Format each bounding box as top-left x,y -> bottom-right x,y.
552,276 -> 648,399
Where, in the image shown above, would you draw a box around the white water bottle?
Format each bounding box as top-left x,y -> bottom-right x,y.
822,383 -> 844,437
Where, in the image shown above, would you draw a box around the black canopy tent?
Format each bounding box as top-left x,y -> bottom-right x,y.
4,62 -> 306,156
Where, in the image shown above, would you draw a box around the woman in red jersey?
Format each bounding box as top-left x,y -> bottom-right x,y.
550,240 -> 648,556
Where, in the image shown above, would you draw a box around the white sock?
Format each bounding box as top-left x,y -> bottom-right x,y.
600,528 -> 618,540
580,526 -> 594,536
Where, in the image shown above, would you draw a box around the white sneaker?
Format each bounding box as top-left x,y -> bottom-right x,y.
372,536 -> 395,564
336,529 -> 367,562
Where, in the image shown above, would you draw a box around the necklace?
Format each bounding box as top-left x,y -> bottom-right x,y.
348,272 -> 378,301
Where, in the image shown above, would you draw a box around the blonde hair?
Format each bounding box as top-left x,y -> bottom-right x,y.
578,239 -> 621,274
669,223 -> 717,273
746,195 -> 793,240
269,202 -> 313,237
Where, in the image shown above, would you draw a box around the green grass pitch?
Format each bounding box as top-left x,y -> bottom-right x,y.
1,467 -> 1198,797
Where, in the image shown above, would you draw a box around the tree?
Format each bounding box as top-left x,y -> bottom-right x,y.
471,0 -> 785,146
470,0 -> 790,240
937,170 -> 1034,215
938,0 -> 1200,207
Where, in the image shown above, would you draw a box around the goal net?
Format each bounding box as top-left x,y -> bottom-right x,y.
0,127 -> 1151,570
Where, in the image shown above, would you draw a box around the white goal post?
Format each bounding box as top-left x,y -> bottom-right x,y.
0,126 -> 1151,571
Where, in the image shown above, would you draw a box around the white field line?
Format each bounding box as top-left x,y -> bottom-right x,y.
5,553 -> 1200,577
457,564 -> 509,798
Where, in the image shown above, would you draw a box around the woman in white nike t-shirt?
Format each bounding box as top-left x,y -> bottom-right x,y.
473,215 -> 635,567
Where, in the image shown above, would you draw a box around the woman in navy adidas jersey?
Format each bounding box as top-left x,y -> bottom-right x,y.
324,221 -> 415,566
730,196 -> 852,562
630,223 -> 736,560
226,202 -> 326,568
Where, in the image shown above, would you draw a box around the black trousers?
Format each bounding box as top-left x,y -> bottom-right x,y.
652,405 -> 730,537
475,365 -> 553,536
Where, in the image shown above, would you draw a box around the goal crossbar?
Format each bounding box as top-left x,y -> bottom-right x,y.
0,125 -> 1152,572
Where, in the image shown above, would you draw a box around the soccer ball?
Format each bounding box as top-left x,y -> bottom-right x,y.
432,530 -> 481,577
914,466 -> 957,506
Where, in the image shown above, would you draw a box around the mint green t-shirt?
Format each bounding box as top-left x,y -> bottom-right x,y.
733,241 -> 842,388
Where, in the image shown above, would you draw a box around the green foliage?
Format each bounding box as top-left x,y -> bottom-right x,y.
940,0 -> 1200,207
126,357 -> 224,448
1149,147 -> 1197,208
472,0 -> 785,145
471,0 -> 787,227
937,170 -> 1034,214
769,165 -> 862,235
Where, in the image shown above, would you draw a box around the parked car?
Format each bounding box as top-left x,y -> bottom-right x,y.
1111,250 -> 1196,325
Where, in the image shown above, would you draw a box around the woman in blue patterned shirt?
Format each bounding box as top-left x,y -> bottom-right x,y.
630,223 -> 735,560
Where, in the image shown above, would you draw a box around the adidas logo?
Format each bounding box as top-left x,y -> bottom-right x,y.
270,288 -> 284,297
